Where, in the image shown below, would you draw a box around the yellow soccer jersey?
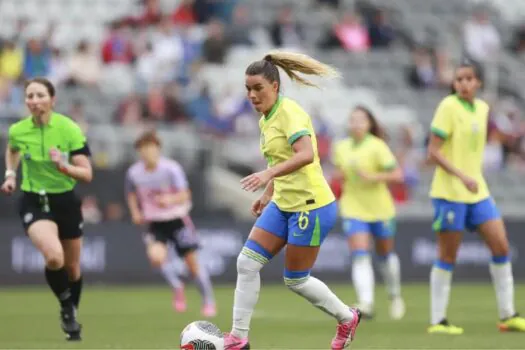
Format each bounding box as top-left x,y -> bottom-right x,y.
259,96 -> 334,212
429,95 -> 490,203
332,135 -> 397,221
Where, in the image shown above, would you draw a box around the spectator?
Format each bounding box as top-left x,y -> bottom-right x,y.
145,84 -> 187,123
0,40 -> 23,81
227,4 -> 254,47
435,49 -> 454,87
269,6 -> 304,48
367,9 -> 395,48
23,38 -> 51,78
463,7 -> 501,63
172,0 -> 196,25
319,12 -> 370,52
67,40 -> 102,88
136,0 -> 163,26
115,94 -> 146,125
68,100 -> 90,133
47,48 -> 69,86
202,19 -> 229,64
316,0 -> 340,9
136,42 -> 158,91
101,21 -> 135,64
511,24 -> 525,58
150,16 -> 184,83
406,47 -> 436,88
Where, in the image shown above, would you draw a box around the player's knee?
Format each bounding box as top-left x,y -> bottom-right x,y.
147,244 -> 167,268
237,239 -> 272,274
236,252 -> 264,275
44,250 -> 65,269
283,268 -> 310,292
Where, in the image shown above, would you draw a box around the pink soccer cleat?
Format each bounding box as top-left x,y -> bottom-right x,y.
331,308 -> 362,350
201,303 -> 217,318
223,333 -> 250,350
172,287 -> 186,312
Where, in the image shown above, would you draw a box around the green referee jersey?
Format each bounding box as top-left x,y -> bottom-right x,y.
8,112 -> 89,194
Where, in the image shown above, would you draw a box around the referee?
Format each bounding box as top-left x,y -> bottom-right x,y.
1,78 -> 92,341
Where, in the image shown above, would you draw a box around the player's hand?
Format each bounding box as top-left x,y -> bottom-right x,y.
241,169 -> 274,192
251,195 -> 270,217
460,175 -> 478,193
357,170 -> 378,183
154,194 -> 172,208
1,177 -> 16,195
49,148 -> 68,173
131,212 -> 145,225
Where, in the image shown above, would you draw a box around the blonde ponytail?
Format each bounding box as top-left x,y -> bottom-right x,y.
263,50 -> 341,88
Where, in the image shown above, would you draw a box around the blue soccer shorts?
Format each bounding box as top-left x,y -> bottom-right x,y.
254,201 -> 338,246
431,197 -> 500,233
342,218 -> 396,239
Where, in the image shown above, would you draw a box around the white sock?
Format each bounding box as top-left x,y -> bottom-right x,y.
378,253 -> 401,298
231,250 -> 265,339
351,253 -> 374,310
286,275 -> 355,323
489,258 -> 515,320
430,263 -> 453,325
160,256 -> 183,290
194,265 -> 215,305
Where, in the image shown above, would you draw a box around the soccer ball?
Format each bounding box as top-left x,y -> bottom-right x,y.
180,320 -> 224,350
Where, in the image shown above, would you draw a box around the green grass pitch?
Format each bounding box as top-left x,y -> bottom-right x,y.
0,283 -> 524,349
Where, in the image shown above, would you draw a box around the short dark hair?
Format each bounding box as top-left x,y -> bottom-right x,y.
24,77 -> 56,97
134,130 -> 161,149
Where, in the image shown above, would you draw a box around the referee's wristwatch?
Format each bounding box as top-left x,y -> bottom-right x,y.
4,170 -> 16,179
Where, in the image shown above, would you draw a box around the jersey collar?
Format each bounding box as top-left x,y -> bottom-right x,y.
455,95 -> 476,113
264,96 -> 282,121
350,134 -> 371,148
32,112 -> 56,128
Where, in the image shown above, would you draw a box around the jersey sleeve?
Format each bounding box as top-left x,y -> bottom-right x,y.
283,109 -> 312,145
169,162 -> 189,190
7,125 -> 20,151
376,140 -> 397,171
68,121 -> 91,156
431,99 -> 454,139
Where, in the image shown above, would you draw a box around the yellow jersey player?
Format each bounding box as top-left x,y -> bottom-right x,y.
223,51 -> 362,350
427,61 -> 525,334
332,106 -> 405,321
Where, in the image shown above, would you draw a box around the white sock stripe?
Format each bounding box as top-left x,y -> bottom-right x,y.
284,275 -> 310,286
241,247 -> 269,265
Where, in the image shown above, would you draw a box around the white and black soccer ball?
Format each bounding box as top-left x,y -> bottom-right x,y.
180,321 -> 224,350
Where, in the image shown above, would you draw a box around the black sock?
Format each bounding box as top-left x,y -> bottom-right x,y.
69,277 -> 83,309
45,267 -> 73,308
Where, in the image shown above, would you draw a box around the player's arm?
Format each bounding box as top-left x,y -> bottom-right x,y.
427,100 -> 466,179
125,172 -> 144,225
5,142 -> 20,179
268,135 -> 314,178
261,180 -> 274,201
161,162 -> 191,206
367,142 -> 404,183
56,122 -> 93,182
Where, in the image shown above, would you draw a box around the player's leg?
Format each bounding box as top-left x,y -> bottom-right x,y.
182,250 -> 216,317
225,202 -> 287,349
160,243 -> 186,312
342,219 -> 374,318
173,220 -> 216,316
372,219 -> 405,320
471,198 -> 525,332
62,238 -> 83,308
428,199 -> 465,335
284,202 -> 361,350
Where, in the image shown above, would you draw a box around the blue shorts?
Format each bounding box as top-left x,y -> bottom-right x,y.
254,201 -> 337,247
342,218 -> 396,238
431,197 -> 500,233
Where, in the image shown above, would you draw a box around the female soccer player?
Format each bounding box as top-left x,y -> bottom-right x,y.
125,130 -> 216,317
332,106 -> 405,320
1,78 -> 91,341
223,51 -> 362,350
427,61 -> 525,334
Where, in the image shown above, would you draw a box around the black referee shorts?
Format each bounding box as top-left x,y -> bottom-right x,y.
18,191 -> 84,240
144,218 -> 199,257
